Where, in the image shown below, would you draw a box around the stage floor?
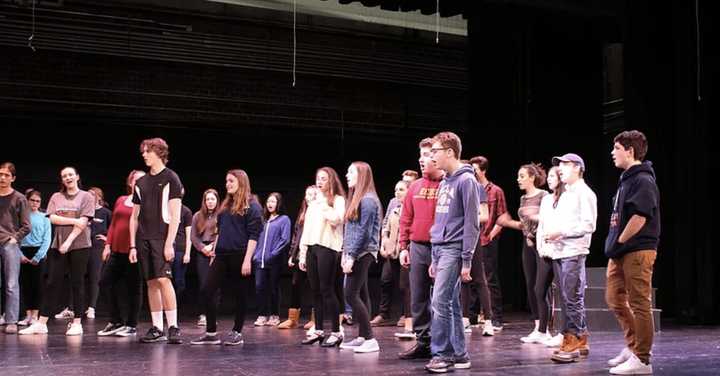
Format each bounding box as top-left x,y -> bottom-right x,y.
1,317 -> 718,375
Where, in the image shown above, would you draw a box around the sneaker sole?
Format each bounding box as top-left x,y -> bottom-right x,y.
140,336 -> 168,343
454,363 -> 471,369
224,340 -> 244,346
191,341 -> 221,345
426,367 -> 454,373
115,332 -> 137,337
98,329 -> 125,336
354,348 -> 380,353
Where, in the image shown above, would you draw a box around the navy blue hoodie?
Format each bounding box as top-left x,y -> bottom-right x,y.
604,161 -> 661,259
430,164 -> 481,269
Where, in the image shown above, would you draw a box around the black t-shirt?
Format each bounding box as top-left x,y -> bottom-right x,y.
91,206 -> 113,242
174,205 -> 193,251
132,167 -> 184,240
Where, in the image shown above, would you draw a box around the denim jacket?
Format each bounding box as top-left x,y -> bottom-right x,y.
343,194 -> 382,260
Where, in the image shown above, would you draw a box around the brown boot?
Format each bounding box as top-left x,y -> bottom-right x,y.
278,309 -> 300,329
551,333 -> 581,363
578,333 -> 590,356
303,310 -> 315,330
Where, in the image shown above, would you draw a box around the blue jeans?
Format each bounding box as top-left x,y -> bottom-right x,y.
553,255 -> 587,336
0,242 -> 21,323
430,244 -> 466,359
254,263 -> 281,316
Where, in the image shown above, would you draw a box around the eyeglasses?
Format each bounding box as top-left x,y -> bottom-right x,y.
430,147 -> 450,154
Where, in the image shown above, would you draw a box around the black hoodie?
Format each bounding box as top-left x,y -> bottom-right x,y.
604,161 -> 661,259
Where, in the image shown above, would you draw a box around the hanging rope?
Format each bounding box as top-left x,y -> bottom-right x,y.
435,0 -> 440,44
695,0 -> 701,101
28,0 -> 36,52
292,0 -> 297,87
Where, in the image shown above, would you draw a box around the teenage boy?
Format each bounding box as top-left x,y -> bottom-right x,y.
424,132 -> 481,373
129,138 -> 184,344
605,130 -> 660,375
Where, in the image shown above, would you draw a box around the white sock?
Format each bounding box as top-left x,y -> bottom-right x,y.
533,320 -> 540,332
151,311 -> 164,331
165,309 -> 178,328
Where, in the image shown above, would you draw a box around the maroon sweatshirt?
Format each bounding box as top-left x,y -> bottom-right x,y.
398,176 -> 442,250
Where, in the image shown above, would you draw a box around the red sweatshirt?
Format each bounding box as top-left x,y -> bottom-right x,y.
398,176 -> 441,249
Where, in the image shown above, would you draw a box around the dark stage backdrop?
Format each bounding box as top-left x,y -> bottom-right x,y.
1,0 -> 717,323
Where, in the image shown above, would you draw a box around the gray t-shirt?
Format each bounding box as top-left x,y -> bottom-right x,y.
46,190 -> 95,251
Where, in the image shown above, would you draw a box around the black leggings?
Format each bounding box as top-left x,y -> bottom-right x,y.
86,240 -> 104,309
521,240 -> 541,320
289,266 -> 308,309
535,255 -> 555,333
41,248 -> 90,319
306,245 -> 340,333
20,247 -> 43,312
202,253 -> 249,334
99,252 -> 143,327
461,241 -> 493,321
344,253 -> 374,339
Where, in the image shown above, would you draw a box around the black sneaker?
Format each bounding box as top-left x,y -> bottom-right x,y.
223,331 -> 244,346
97,322 -> 125,336
453,354 -> 471,369
168,326 -> 182,344
425,357 -> 455,373
190,333 -> 221,345
140,326 -> 167,343
115,327 -> 137,337
399,343 -> 432,360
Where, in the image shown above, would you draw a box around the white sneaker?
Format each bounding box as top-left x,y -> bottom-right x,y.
66,322 -> 83,336
482,321 -> 495,337
86,307 -> 96,319
463,317 -> 472,333
608,347 -> 634,367
521,330 -> 541,343
0,314 -> 5,325
197,315 -> 207,327
354,338 -> 380,353
18,316 -> 34,326
19,321 -> 48,335
254,316 -> 268,326
267,315 -> 281,326
610,354 -> 653,375
339,336 -> 365,350
55,308 -> 74,319
305,325 -> 316,337
394,330 -> 416,340
544,333 -> 564,347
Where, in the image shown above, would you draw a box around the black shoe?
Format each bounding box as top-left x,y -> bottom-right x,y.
399,343 -> 432,360
223,331 -> 244,346
320,333 -> 343,348
302,332 -> 324,345
190,334 -> 221,345
97,322 -> 125,336
140,326 -> 167,343
168,326 -> 182,344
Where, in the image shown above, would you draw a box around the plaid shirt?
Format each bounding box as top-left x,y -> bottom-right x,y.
480,181 -> 508,246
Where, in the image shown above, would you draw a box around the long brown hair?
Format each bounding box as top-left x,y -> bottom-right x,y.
548,166 -> 566,207
88,187 -> 107,208
126,170 -> 145,195
296,185 -> 315,226
345,162 -> 380,222
195,188 -> 220,234
316,167 -> 346,207
520,163 -> 547,188
220,170 -> 251,216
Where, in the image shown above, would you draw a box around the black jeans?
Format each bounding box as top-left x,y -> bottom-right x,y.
196,251 -> 211,315
461,241 -> 493,321
482,238 -> 503,323
306,245 -> 340,333
535,254 -> 555,333
289,266 -> 308,309
99,252 -> 143,327
399,267 -> 411,317
40,248 -> 90,319
202,253 -> 249,334
254,263 -> 281,316
521,240 -> 540,321
344,253 -> 375,339
379,256 -> 402,319
20,247 -> 43,312
86,239 -> 104,309
409,241 -> 433,346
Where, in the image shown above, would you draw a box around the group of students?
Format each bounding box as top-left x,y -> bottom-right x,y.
0,129 -> 660,375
